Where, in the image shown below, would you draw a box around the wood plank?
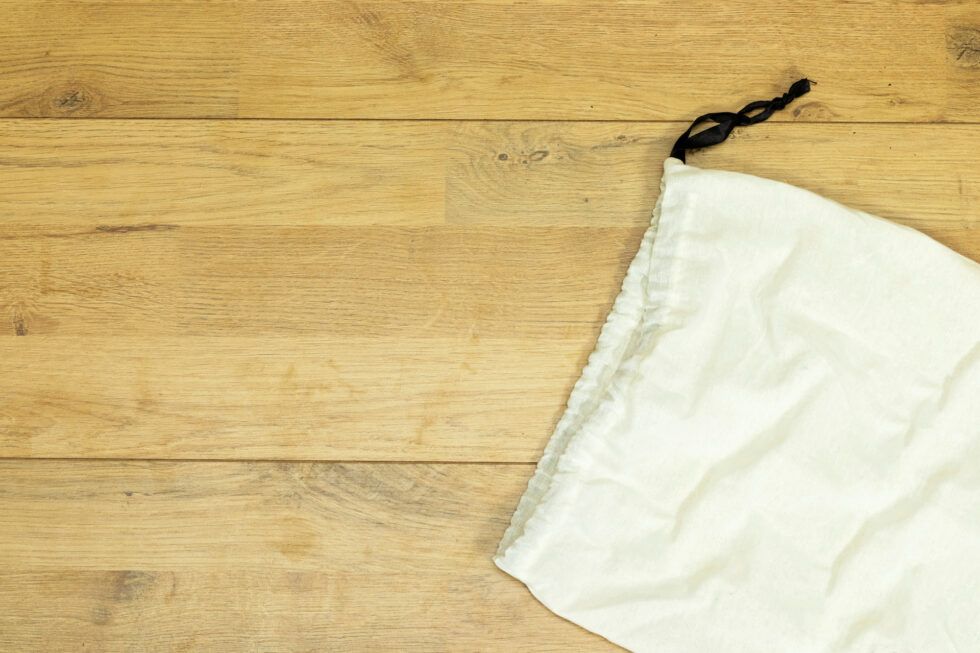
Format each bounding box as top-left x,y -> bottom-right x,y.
0,336 -> 583,461
0,570 -> 614,651
0,120 -> 448,226
447,122 -> 980,253
0,225 -> 639,338
0,460 -> 615,651
1,0 -> 977,121
0,120 -> 977,251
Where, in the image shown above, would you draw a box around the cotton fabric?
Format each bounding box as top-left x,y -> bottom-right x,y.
495,158 -> 980,652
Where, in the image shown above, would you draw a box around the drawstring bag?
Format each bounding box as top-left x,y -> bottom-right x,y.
495,79 -> 980,652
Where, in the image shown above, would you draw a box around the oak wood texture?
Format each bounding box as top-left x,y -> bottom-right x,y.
1,0 -> 980,120
2,121 -> 978,463
0,120 -> 978,234
2,1 -> 978,650
0,460 -> 610,651
2,336 -> 590,461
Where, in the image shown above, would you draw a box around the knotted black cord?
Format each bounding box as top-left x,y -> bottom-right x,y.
670,78 -> 812,162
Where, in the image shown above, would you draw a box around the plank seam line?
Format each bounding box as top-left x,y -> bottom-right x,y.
0,456 -> 536,465
0,117 -> 977,126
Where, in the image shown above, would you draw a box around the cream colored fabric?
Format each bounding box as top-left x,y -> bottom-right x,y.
496,158 -> 980,652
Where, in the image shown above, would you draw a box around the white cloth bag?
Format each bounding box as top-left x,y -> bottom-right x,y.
495,82 -> 980,652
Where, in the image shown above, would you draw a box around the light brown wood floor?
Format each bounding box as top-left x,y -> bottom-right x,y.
1,1 -> 978,650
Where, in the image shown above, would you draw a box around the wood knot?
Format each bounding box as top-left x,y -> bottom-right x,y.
113,570 -> 156,602
947,27 -> 980,67
791,101 -> 836,120
58,90 -> 86,110
520,149 -> 550,164
41,82 -> 104,116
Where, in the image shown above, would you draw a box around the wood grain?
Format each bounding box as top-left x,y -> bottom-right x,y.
0,225 -> 639,338
0,460 -> 616,651
2,1 -> 979,648
1,0 -> 978,121
1,121 -> 977,461
1,336 -> 585,461
1,120 -> 977,244
447,121 -> 980,245
0,120 -> 448,226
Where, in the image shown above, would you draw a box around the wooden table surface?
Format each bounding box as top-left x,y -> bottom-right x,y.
1,1 -> 978,650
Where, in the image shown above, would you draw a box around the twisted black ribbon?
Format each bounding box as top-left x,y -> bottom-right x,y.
670,78 -> 812,162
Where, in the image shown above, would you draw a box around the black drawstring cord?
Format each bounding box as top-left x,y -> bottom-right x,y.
670,78 -> 812,163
